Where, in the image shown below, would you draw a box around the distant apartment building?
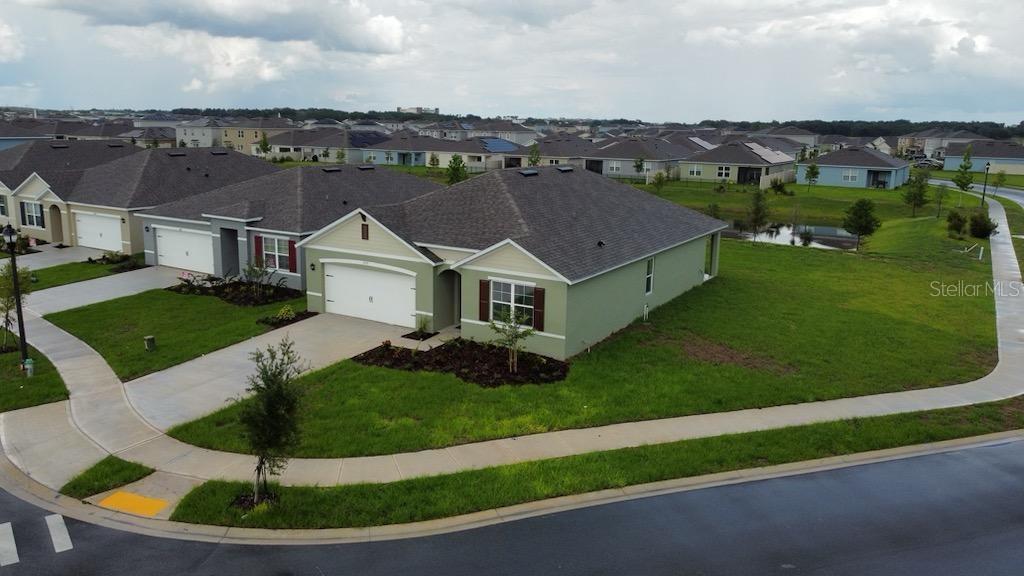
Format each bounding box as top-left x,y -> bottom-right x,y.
417,120 -> 538,145
397,106 -> 439,114
176,117 -> 296,153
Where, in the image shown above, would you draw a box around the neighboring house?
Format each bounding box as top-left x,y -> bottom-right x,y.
299,166 -> 726,360
500,132 -> 599,168
219,117 -> 296,154
346,120 -> 393,134
754,125 -> 819,148
897,129 -> 988,159
0,140 -> 138,246
721,134 -> 804,158
796,147 -> 910,189
64,121 -> 136,141
418,120 -> 539,145
176,118 -> 228,148
361,133 -> 524,172
137,165 -> 442,285
133,113 -> 190,129
256,129 -> 389,162
942,140 -> 1024,173
116,127 -> 178,148
583,137 -> 699,179
867,136 -> 898,156
681,141 -> 796,187
816,135 -> 875,154
0,122 -> 50,151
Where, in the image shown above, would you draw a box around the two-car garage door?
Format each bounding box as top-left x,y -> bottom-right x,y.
74,212 -> 122,252
323,263 -> 416,328
155,227 -> 215,274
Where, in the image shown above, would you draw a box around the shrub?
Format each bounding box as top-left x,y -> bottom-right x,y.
946,211 -> 967,235
706,203 -> 722,220
102,250 -> 130,264
274,305 -> 297,323
714,180 -> 728,194
769,178 -> 786,195
968,212 -> 997,239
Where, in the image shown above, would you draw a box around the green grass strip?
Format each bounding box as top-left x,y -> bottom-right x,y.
171,395 -> 1024,529
59,456 -> 154,500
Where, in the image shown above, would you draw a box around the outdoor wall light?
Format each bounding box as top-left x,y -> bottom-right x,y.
144,225 -> 150,232
310,263 -> 316,271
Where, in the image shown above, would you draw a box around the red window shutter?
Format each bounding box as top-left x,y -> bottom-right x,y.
253,235 -> 263,266
533,287 -> 545,332
478,279 -> 490,322
288,240 -> 297,273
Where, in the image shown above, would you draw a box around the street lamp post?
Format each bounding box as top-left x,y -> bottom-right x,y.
2,225 -> 28,369
980,162 -> 991,207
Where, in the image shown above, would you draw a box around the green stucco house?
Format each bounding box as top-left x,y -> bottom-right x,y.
300,166 -> 726,360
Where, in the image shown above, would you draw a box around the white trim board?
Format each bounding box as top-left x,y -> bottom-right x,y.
320,258 -> 418,277
460,318 -> 565,340
307,244 -> 428,265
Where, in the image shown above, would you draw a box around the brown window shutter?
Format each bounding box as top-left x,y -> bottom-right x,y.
287,240 -> 297,273
478,279 -> 490,321
361,223 -> 369,240
533,287 -> 545,332
253,235 -> 263,266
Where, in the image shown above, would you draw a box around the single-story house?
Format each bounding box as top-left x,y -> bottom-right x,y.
898,129 -> 989,159
797,147 -> 909,189
681,141 -> 795,187
942,140 -> 1024,173
0,140 -> 139,245
753,125 -> 819,148
418,120 -> 538,145
0,122 -> 51,151
361,133 -> 524,172
137,165 -> 442,287
500,132 -> 598,168
299,166 -> 727,360
116,127 -> 178,148
254,128 -> 389,163
582,137 -> 699,179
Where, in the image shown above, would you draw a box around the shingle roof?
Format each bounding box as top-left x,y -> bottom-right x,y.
266,128 -> 387,149
510,133 -> 598,157
68,122 -> 135,138
0,140 -> 138,193
761,125 -> 816,136
0,122 -> 50,139
367,133 -> 525,154
686,141 -> 795,166
143,165 -> 442,233
945,140 -> 1024,160
588,137 -> 699,161
69,148 -> 281,209
116,127 -> 178,141
802,146 -> 908,169
368,166 -> 727,283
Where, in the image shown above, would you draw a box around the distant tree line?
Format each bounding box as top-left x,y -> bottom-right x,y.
168,107 -> 452,122
697,119 -> 1024,139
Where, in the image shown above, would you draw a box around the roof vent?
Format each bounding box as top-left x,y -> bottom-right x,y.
185,166 -> 191,171
556,166 -> 574,173
357,165 -> 375,171
167,151 -> 187,157
342,200 -> 348,205
210,150 -> 228,155
107,143 -> 124,148
49,143 -> 69,149
321,167 -> 342,172
597,240 -> 605,248
518,169 -> 539,177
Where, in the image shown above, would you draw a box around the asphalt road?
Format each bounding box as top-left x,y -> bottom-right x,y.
4,439 -> 1024,575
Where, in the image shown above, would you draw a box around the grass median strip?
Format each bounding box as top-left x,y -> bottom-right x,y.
0,330 -> 68,413
28,254 -> 146,291
171,395 -> 1024,529
59,456 -> 154,500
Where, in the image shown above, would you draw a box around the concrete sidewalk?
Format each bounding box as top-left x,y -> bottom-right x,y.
1,197 -> 1022,500
25,266 -> 181,316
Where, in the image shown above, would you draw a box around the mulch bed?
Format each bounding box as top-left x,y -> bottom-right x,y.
168,280 -> 302,307
353,338 -> 569,387
231,491 -> 279,512
401,330 -> 438,341
258,310 -> 318,329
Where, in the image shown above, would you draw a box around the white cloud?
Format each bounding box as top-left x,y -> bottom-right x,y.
181,78 -> 204,92
0,19 -> 25,62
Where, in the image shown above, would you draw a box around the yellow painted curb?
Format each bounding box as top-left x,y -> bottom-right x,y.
98,491 -> 168,517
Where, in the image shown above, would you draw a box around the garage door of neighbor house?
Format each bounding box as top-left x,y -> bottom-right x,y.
74,212 -> 122,252
323,263 -> 416,328
155,227 -> 214,274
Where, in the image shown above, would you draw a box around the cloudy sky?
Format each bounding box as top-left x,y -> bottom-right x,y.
0,0 -> 1021,122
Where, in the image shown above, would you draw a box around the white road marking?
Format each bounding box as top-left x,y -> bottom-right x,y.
45,514 -> 73,553
0,522 -> 19,566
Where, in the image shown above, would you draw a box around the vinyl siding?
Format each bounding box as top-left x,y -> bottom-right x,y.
462,243 -> 556,278
310,215 -> 426,262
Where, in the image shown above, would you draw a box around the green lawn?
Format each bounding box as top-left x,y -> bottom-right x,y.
60,456 -> 154,499
641,181 -> 917,227
170,216 -> 996,458
29,254 -> 145,291
931,169 -> 1024,190
45,290 -> 306,381
380,164 -> 451,185
0,330 -> 68,412
172,394 -> 1024,529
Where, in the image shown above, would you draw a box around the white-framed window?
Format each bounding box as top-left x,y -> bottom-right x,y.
548,159 -> 560,165
262,237 -> 290,271
468,155 -> 482,162
717,166 -> 731,178
491,280 -> 534,327
644,258 -> 655,295
279,147 -> 291,152
688,165 -> 702,177
365,152 -> 377,162
0,196 -> 7,217
385,152 -> 395,163
238,130 -> 245,138
842,169 -> 858,182
190,140 -> 199,147
22,201 -> 43,228
608,161 -> 621,173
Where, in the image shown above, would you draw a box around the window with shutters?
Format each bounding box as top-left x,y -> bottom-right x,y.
491,280 -> 534,327
262,237 -> 290,271
22,202 -> 43,228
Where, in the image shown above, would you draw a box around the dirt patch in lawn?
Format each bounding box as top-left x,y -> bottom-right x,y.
353,338 -> 569,387
679,334 -> 796,375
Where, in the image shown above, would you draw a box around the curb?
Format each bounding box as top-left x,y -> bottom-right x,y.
3,429 -> 1024,546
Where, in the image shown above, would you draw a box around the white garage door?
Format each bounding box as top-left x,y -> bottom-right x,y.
75,212 -> 122,252
155,227 -> 214,274
324,263 -> 416,328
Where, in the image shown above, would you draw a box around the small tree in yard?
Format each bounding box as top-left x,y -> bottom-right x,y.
258,132 -> 271,155
934,184 -> 949,218
238,338 -> 305,505
428,152 -> 440,169
447,154 -> 468,184
902,171 -> 929,217
527,143 -> 541,167
843,199 -> 881,250
178,139 -> 187,148
951,145 -> 974,207
651,170 -> 667,193
335,149 -> 345,163
946,210 -> 967,236
992,170 -> 1007,197
0,263 -> 32,351
489,309 -> 536,374
747,189 -> 770,239
804,163 -> 819,195
633,157 -> 646,176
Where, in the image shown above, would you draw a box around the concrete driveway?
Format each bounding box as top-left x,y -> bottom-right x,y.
124,313 -> 413,430
8,245 -> 104,270
24,266 -> 182,316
